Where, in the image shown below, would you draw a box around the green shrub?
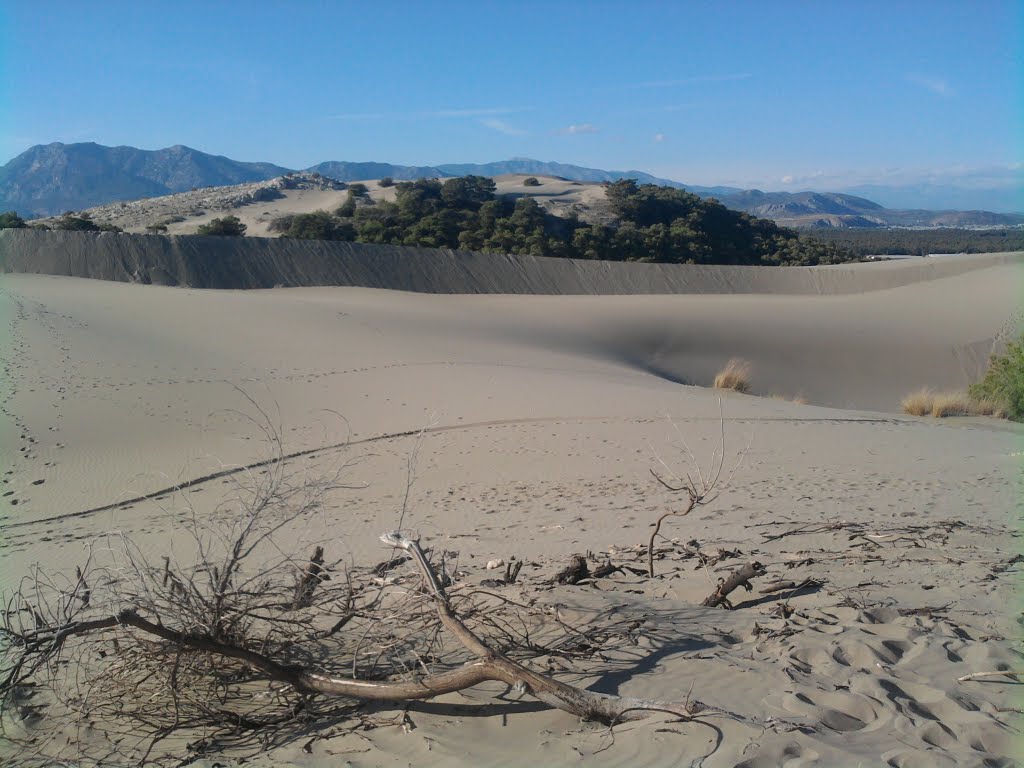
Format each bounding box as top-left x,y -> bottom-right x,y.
379,177 -> 394,187
523,177 -> 541,187
285,210 -> 340,240
0,211 -> 27,229
196,215 -> 246,237
54,215 -> 101,231
268,214 -> 295,233
970,334 -> 1024,421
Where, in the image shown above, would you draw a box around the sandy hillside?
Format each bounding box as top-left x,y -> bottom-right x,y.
1,257 -> 1022,767
29,173 -> 618,236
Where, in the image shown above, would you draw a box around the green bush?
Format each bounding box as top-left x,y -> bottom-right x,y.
379,177 -> 394,187
54,215 -> 99,231
196,215 -> 246,237
523,177 -> 541,187
51,215 -> 121,232
970,334 -> 1024,421
284,210 -> 342,240
0,211 -> 27,229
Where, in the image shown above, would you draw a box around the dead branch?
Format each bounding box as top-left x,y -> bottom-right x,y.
292,546 -> 327,610
957,670 -> 1024,683
647,406 -> 753,577
758,578 -> 824,595
554,555 -> 590,586
701,562 -> 766,608
381,531 -> 709,724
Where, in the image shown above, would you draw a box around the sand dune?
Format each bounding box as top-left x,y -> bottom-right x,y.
1,253 -> 1021,766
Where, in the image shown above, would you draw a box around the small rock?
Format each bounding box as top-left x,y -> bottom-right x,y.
486,559 -> 504,570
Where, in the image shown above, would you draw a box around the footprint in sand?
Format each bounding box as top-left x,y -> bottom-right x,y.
775,689 -> 887,733
734,741 -> 819,768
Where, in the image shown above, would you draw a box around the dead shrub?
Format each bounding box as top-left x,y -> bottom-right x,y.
931,391 -> 973,418
901,388 -> 935,416
713,359 -> 752,393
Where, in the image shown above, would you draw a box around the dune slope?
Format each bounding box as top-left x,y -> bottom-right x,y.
0,255 -> 1021,767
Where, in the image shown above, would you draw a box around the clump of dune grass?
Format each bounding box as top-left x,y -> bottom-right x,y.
901,388 -> 935,416
901,387 -> 1007,419
714,359 -> 752,393
769,392 -> 809,404
930,391 -> 973,418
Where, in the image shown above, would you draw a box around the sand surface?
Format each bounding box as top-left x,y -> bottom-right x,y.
1,257 -> 1022,766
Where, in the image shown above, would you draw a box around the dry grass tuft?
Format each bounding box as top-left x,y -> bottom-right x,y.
769,393 -> 809,404
901,388 -> 935,416
714,359 -> 752,393
930,391 -> 973,418
902,388 -> 1007,419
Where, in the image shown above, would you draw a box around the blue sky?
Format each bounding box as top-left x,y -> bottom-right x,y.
1,1 -> 1021,207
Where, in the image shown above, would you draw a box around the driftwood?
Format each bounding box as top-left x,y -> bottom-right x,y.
957,670 -> 1024,683
701,561 -> 766,608
758,578 -> 823,595
381,532 -> 707,723
2,531 -> 715,745
292,545 -> 327,610
480,558 -> 523,588
554,555 -> 590,585
646,409 -> 753,577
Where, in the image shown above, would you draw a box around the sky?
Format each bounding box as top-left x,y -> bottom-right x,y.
1,1 -> 1022,208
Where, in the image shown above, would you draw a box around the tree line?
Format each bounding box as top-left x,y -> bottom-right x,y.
802,226 -> 1024,257
267,177 -> 856,266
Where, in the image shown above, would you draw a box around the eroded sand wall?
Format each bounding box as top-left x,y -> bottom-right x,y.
1,229 -> 1020,294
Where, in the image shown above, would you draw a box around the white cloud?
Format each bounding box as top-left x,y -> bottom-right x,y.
653,133 -> 665,143
480,118 -> 528,136
906,74 -> 953,96
559,123 -> 599,135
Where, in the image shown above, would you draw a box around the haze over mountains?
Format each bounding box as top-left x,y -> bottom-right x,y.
2,142 -> 1021,228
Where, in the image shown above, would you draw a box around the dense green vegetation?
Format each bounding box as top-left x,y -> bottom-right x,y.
803,227 -> 1024,257
50,215 -> 123,232
271,177 -> 854,266
3,211 -> 123,232
970,334 -> 1024,421
197,215 -> 247,236
0,211 -> 26,229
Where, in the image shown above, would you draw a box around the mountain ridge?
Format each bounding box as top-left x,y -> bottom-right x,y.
2,142 -> 1021,228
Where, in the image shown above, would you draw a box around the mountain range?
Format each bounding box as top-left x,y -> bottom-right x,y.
2,142 -> 1021,228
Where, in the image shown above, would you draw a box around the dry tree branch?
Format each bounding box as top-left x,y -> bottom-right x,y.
379,531 -> 710,724
647,403 -> 754,577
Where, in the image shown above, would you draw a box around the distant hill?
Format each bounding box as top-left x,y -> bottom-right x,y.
305,160 -> 447,181
0,142 -> 287,217
713,189 -> 1024,228
1,142 -> 1020,227
434,159 -> 686,188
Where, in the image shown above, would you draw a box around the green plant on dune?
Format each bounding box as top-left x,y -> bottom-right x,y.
970,334 -> 1024,421
0,211 -> 27,229
196,215 -> 246,237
